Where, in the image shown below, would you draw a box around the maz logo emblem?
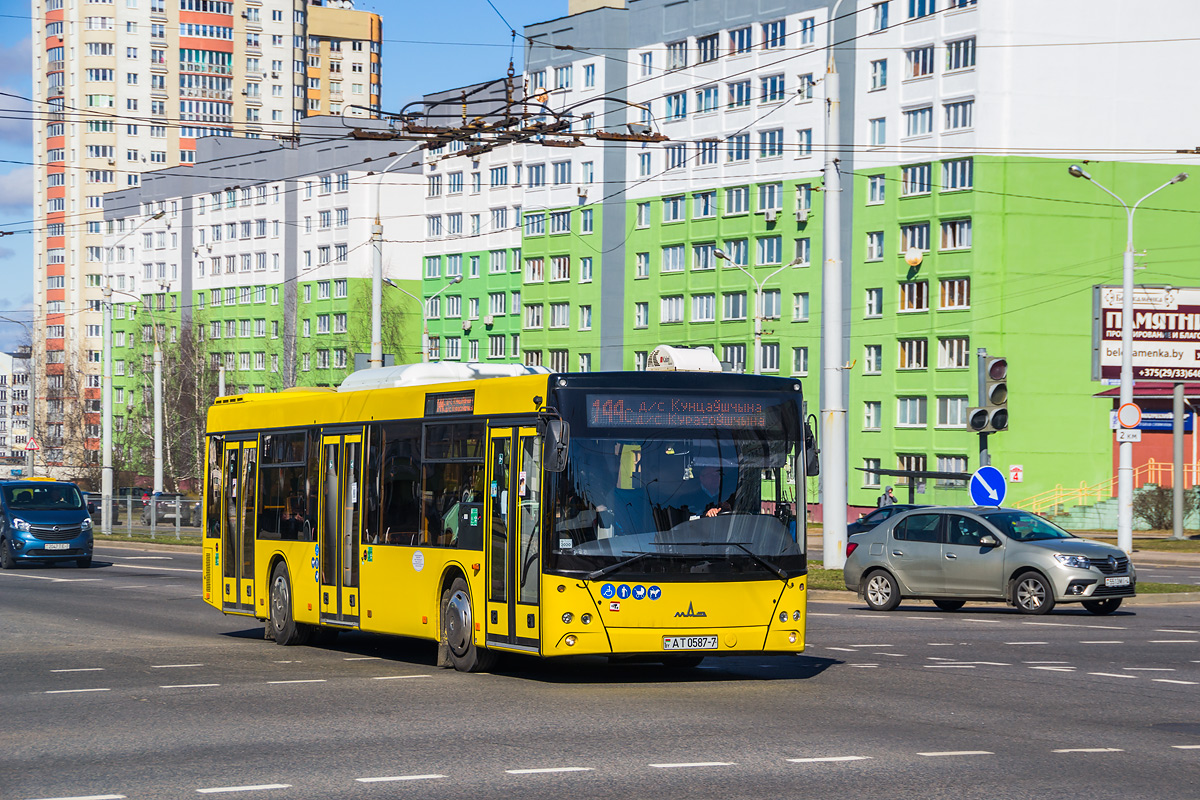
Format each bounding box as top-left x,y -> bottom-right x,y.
674,602 -> 707,618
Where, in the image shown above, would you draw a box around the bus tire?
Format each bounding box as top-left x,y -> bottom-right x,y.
441,576 -> 496,673
269,561 -> 309,646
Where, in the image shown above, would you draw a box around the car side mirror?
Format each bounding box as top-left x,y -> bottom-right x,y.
539,416 -> 569,473
980,534 -> 1000,548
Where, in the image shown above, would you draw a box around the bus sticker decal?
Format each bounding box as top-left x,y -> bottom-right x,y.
412,550 -> 425,572
609,602 -> 620,611
648,586 -> 662,600
518,471 -> 527,497
600,583 -> 616,599
616,584 -> 632,600
632,585 -> 647,600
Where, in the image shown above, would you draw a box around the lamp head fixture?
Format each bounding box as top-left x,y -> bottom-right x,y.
714,249 -> 728,261
1171,172 -> 1189,184
450,275 -> 464,285
150,210 -> 166,220
1067,164 -> 1091,180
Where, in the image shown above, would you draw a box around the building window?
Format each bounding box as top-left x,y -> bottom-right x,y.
899,281 -> 929,312
897,396 -> 927,427
698,33 -> 719,63
757,236 -> 782,266
946,37 -> 976,71
761,74 -> 785,103
692,294 -> 715,322
636,252 -> 650,278
666,92 -> 687,120
936,455 -> 969,487
940,219 -> 972,250
663,195 -> 685,222
869,118 -> 886,146
760,343 -> 780,372
938,396 -> 969,428
794,238 -> 811,266
898,338 -> 928,370
872,2 -> 890,30
693,243 -> 717,271
634,302 -> 649,328
792,292 -> 809,321
730,26 -> 752,55
727,133 -> 750,161
938,337 -> 970,369
942,158 -> 974,191
896,453 -> 928,487
662,245 -> 685,273
661,295 -> 684,324
637,202 -> 651,228
940,277 -> 970,309
870,59 -> 888,90
863,458 -> 882,488
759,128 -> 784,158
866,231 -> 885,261
909,0 -> 935,19
549,303 -> 570,329
762,19 -> 785,49
901,222 -> 931,252
792,347 -> 808,376
865,288 -> 883,318
726,187 -> 749,214
864,401 -> 882,430
944,99 -> 974,131
723,292 -> 747,321
902,163 -> 931,195
728,80 -> 752,108
864,344 -> 882,374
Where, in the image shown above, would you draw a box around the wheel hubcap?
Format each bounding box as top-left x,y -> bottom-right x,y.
271,575 -> 289,630
867,576 -> 891,606
445,590 -> 472,656
1017,579 -> 1045,609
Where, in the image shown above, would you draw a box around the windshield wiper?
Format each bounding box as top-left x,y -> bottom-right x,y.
664,540 -> 790,583
585,551 -> 654,581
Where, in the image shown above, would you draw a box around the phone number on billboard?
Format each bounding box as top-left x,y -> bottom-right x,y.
1137,368 -> 1200,379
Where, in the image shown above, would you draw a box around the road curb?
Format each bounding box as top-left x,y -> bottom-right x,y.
808,588 -> 1200,606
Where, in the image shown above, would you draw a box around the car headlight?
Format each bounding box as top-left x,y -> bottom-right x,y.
1054,553 -> 1091,570
11,517 -> 30,532
81,517 -> 92,531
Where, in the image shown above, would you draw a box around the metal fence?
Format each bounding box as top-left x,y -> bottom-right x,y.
82,493 -> 203,542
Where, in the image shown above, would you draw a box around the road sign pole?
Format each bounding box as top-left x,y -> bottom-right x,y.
977,347 -> 990,467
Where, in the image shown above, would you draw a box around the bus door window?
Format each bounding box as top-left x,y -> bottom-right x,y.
342,440 -> 360,589
321,442 -> 340,587
518,434 -> 542,604
240,445 -> 258,591
205,436 -> 223,539
222,445 -> 239,579
489,433 -> 511,604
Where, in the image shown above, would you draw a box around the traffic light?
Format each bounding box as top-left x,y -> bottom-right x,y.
967,357 -> 1008,433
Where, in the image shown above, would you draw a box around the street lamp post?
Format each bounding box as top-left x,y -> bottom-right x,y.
385,275 -> 463,362
713,250 -> 786,375
370,155 -> 409,369
102,211 -> 164,535
1069,164 -> 1188,555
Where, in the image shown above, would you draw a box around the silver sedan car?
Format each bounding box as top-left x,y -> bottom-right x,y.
843,507 -> 1136,615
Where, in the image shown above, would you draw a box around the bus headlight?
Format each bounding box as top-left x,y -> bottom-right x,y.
779,612 -> 787,623
561,612 -> 573,624
581,613 -> 592,625
792,610 -> 801,621
788,632 -> 797,643
564,635 -> 577,647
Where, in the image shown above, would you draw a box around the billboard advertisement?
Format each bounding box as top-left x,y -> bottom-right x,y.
1093,286 -> 1200,381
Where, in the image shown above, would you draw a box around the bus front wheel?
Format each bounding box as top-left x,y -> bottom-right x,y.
441,576 -> 496,673
269,561 -> 309,646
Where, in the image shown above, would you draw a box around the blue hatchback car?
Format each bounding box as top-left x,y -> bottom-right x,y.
0,479 -> 94,568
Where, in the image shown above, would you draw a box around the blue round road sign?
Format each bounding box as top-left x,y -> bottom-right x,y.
970,465 -> 1007,507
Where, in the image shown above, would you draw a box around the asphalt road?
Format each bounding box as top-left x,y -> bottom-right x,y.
3,545 -> 1199,800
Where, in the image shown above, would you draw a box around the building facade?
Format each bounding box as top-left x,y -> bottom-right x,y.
30,0 -> 382,469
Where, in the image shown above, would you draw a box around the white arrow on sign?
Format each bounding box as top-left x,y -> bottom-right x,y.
976,471 -> 999,500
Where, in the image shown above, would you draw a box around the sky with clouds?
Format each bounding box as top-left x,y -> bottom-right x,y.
0,0 -> 559,352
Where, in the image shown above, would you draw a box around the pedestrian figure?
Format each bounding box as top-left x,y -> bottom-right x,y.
879,486 -> 896,507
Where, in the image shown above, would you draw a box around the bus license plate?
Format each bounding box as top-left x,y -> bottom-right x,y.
663,635 -> 718,651
44,543 -> 70,551
1105,576 -> 1131,588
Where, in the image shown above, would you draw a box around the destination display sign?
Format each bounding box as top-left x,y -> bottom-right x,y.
587,393 -> 770,428
1093,286 -> 1200,381
425,391 -> 475,416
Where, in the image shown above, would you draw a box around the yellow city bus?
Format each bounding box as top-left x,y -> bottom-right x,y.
201,353 -> 816,671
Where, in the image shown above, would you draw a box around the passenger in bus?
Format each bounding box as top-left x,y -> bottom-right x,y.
670,463 -> 735,520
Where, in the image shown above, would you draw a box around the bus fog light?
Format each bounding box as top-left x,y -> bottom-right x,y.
792,610 -> 801,621
565,635 -> 577,647
779,612 -> 787,623
788,632 -> 797,644
562,612 -> 573,624
581,613 -> 592,625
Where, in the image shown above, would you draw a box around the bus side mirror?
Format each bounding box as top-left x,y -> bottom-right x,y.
542,418 -> 569,473
804,415 -> 820,477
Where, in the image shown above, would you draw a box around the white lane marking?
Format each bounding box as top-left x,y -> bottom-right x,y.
44,688 -> 110,694
809,613 -> 841,617
161,684 -> 220,689
506,767 -> 594,775
904,616 -> 940,620
1006,642 -> 1049,646
110,564 -> 200,574
0,573 -> 101,583
1030,666 -> 1076,672
355,775 -> 446,783
850,664 -> 878,668
109,556 -> 172,560
1172,745 -> 1200,749
51,668 -> 104,673
1088,673 -> 1137,679
849,644 -> 894,648
925,665 -> 975,669
880,653 -> 906,657
1150,640 -> 1199,644
152,664 -> 204,669
825,647 -> 857,652
927,643 -> 957,647
1157,629 -> 1200,634
1124,668 -> 1175,672
962,619 -> 1004,624
116,585 -> 149,590
1154,679 -> 1200,685
928,657 -> 956,661
945,661 -> 1010,666
918,751 -> 993,757
1025,661 -> 1070,664
1080,641 -> 1123,644
196,785 -> 290,794
1025,622 -> 1125,630
266,679 -> 326,685
343,656 -> 381,661
372,675 -> 430,680
787,756 -> 871,763
649,762 -> 736,769
1053,748 -> 1124,753
24,795 -> 126,800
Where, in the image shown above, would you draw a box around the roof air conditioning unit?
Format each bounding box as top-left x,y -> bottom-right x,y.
796,208 -> 809,223
462,320 -> 472,331
482,315 -> 495,326
764,209 -> 779,223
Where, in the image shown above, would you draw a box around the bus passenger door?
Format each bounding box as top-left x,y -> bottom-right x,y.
318,431 -> 362,627
485,426 -> 542,652
221,438 -> 258,614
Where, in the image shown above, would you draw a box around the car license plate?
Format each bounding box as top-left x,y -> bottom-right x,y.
662,635 -> 718,651
1105,576 -> 1131,588
44,543 -> 70,551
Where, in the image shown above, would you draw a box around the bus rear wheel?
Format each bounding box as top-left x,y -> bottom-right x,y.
441,576 -> 496,673
269,561 -> 309,646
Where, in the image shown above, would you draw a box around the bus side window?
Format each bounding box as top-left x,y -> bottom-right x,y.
205,435 -> 223,538
379,421 -> 421,546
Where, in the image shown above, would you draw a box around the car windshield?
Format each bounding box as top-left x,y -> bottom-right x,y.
983,510 -> 1074,542
3,483 -> 85,511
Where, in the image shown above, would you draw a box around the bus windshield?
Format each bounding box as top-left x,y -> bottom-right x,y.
546,412 -> 804,581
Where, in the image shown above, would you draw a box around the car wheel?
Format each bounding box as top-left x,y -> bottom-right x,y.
0,538 -> 15,569
863,570 -> 901,611
269,561 -> 310,646
1082,598 -> 1123,615
934,600 -> 965,612
440,576 -> 497,672
1013,571 -> 1055,615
